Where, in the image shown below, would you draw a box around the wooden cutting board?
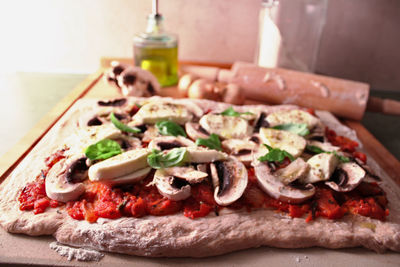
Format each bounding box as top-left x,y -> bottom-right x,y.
0,58 -> 399,266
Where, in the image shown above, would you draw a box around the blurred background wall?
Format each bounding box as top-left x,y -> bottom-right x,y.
1,0 -> 399,90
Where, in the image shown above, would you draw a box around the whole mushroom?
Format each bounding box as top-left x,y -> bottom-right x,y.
117,67 -> 161,97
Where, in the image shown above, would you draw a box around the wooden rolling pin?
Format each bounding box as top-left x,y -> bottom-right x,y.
180,62 -> 400,120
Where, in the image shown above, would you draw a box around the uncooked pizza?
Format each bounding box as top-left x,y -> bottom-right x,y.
0,96 -> 399,258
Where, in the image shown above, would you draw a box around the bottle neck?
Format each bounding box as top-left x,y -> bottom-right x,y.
146,14 -> 164,34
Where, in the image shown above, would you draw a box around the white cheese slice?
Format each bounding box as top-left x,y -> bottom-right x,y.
301,153 -> 339,184
133,102 -> 193,124
259,128 -> 306,158
88,149 -> 150,181
267,109 -> 319,129
199,114 -> 252,139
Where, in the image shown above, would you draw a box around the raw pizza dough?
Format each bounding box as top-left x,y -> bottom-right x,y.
0,96 -> 399,258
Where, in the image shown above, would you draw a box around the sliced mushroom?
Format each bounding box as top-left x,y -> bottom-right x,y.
300,153 -> 339,184
210,160 -> 248,206
113,136 -> 142,151
117,67 -> 160,97
252,160 -> 315,204
164,166 -> 208,184
45,158 -> 87,202
221,138 -> 258,166
148,136 -> 195,151
104,62 -> 129,88
253,112 -> 269,132
185,122 -> 210,140
199,114 -> 253,139
196,163 -> 208,174
153,169 -> 191,201
141,125 -> 162,143
88,149 -> 150,181
186,147 -> 228,163
326,162 -> 366,192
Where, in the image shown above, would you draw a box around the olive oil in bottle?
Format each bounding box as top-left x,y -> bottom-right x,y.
133,0 -> 178,87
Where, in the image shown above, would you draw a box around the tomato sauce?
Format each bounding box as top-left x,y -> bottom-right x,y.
18,140 -> 387,223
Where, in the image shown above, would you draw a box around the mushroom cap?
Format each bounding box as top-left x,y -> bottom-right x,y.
210,160 -> 248,206
163,166 -> 208,184
221,138 -> 259,166
153,169 -> 191,201
325,162 -> 366,192
252,160 -> 316,204
45,158 -> 86,202
117,67 -> 160,97
148,136 -> 195,151
185,122 -> 210,141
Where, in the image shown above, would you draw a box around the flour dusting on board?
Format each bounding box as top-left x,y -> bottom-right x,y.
50,242 -> 104,261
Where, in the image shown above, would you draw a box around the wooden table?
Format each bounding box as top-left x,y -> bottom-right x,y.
0,58 -> 399,266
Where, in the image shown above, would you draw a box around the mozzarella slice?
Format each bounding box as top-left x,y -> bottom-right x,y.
259,128 -> 306,158
199,114 -> 252,139
133,102 -> 193,124
88,149 -> 150,181
267,109 -> 319,129
301,153 -> 339,184
186,147 -> 228,163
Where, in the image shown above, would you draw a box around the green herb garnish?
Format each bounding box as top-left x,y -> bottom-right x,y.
220,106 -> 254,117
258,144 -> 294,163
306,145 -> 350,163
85,139 -> 122,160
155,120 -> 187,137
273,123 -> 310,136
333,151 -> 350,163
195,134 -> 222,151
147,148 -> 188,169
110,112 -> 141,133
306,145 -> 325,154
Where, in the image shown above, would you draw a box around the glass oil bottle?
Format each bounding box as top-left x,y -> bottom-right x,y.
133,0 -> 178,87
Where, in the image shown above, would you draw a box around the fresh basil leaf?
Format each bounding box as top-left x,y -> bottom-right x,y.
155,120 -> 187,137
147,148 -> 188,169
273,123 -> 310,136
306,145 -> 325,154
333,151 -> 350,163
110,112 -> 141,133
195,134 -> 222,151
85,139 -> 122,160
306,145 -> 350,163
258,144 -> 294,163
220,106 -> 254,117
